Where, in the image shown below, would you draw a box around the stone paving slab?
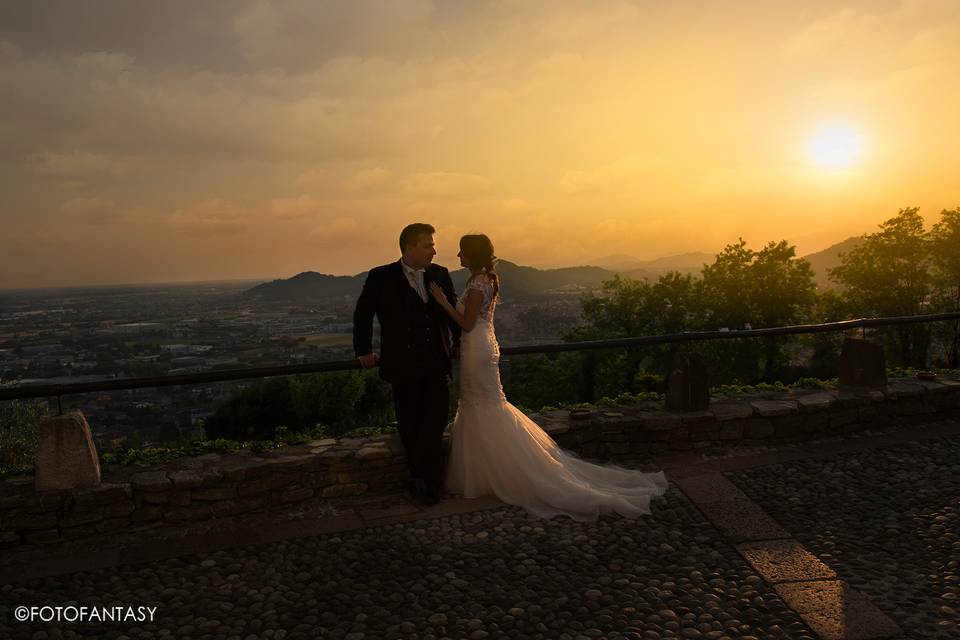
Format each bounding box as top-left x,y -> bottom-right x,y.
773,579 -> 902,639
696,500 -> 794,543
672,472 -> 751,503
737,539 -> 838,583
800,605 -> 903,640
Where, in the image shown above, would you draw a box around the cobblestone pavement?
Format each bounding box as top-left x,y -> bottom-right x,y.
1,485 -> 820,640
1,420 -> 958,640
727,433 -> 960,640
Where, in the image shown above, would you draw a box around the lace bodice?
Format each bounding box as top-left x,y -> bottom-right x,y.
456,274 -> 497,322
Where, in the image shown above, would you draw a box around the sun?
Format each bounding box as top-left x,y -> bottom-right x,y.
808,125 -> 863,169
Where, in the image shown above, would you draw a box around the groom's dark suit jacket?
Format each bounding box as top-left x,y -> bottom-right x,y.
353,260 -> 461,384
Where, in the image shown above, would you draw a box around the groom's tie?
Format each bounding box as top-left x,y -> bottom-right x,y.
411,268 -> 427,302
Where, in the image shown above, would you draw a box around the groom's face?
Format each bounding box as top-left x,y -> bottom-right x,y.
403,233 -> 436,269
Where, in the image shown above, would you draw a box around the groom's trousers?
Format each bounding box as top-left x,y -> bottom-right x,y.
391,368 -> 449,491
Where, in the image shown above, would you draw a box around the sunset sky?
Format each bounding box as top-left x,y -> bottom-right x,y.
2,0 -> 959,289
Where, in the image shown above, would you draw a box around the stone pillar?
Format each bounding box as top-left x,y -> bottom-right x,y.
838,337 -> 887,391
34,410 -> 101,492
666,351 -> 710,412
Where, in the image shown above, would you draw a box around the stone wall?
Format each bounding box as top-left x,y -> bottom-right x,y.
1,377 -> 958,551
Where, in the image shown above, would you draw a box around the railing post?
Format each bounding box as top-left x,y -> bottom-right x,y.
838,337 -> 887,391
666,350 -> 710,411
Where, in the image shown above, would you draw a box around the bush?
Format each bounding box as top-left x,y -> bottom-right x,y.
203,369 -> 395,442
0,400 -> 46,477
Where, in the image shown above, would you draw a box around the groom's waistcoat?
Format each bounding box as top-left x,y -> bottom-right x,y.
352,261 -> 460,384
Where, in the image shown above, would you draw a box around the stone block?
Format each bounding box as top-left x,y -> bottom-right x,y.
96,517 -> 131,533
666,351 -> 710,411
802,413 -> 830,433
165,503 -> 214,522
74,483 -> 132,507
606,442 -> 630,455
744,419 -> 774,439
1,531 -> 22,547
689,421 -> 720,442
60,523 -> 99,540
838,337 -> 887,390
24,528 -> 61,545
796,392 -> 833,413
129,471 -> 172,492
320,483 -> 368,498
680,410 -> 715,424
191,486 -> 238,501
772,415 -> 804,439
750,400 -> 799,417
24,491 -> 66,513
34,411 -> 101,492
828,408 -> 859,429
142,492 -> 171,505
281,486 -> 314,502
710,402 -> 754,421
102,501 -> 135,518
639,412 -> 682,431
168,470 -> 204,488
60,509 -> 103,528
130,506 -> 164,522
719,421 -> 744,440
6,510 -> 58,531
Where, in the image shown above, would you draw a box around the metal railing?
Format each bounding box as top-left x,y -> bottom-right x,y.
2,311 -> 959,411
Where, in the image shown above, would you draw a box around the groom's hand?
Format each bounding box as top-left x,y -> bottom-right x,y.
358,352 -> 380,368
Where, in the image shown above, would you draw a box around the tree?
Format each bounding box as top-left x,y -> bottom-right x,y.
749,240 -> 817,381
699,238 -> 816,382
928,207 -> 960,367
828,207 -> 933,367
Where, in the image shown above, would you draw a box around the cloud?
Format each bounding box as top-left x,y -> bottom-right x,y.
781,8 -> 859,59
168,198 -> 248,238
295,167 -> 334,189
269,195 -> 322,219
308,216 -> 366,248
402,172 -> 493,200
558,156 -> 663,195
59,196 -> 126,225
345,167 -> 396,193
27,150 -> 139,182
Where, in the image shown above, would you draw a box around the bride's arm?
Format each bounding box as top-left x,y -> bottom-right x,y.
429,283 -> 483,332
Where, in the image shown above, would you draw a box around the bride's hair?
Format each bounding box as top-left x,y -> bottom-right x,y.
460,234 -> 500,298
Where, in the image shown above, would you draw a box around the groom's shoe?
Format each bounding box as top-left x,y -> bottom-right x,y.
425,482 -> 443,505
407,478 -> 435,507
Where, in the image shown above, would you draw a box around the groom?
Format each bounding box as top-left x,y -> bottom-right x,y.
353,223 -> 461,506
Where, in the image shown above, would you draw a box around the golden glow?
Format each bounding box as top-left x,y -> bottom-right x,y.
1,2 -> 959,288
808,125 -> 863,170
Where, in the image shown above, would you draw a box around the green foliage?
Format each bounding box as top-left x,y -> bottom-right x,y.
828,207 -> 933,367
0,400 -> 46,477
100,423 -> 332,467
928,207 -> 960,367
203,369 -> 394,442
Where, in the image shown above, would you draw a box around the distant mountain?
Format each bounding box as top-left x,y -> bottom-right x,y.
242,271 -> 360,301
243,240 -> 867,302
242,260 -> 622,302
585,253 -> 649,272
452,261 -> 614,296
801,236 -> 864,290
585,251 -> 715,281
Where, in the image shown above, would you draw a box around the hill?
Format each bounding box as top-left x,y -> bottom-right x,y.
242,261 -> 622,302
801,236 -> 864,290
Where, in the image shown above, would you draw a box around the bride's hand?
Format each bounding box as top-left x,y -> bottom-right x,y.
428,282 -> 450,308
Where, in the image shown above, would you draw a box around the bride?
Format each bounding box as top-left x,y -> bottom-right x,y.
428,234 -> 669,521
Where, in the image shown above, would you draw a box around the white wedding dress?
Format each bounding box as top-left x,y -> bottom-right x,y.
444,275 -> 669,521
